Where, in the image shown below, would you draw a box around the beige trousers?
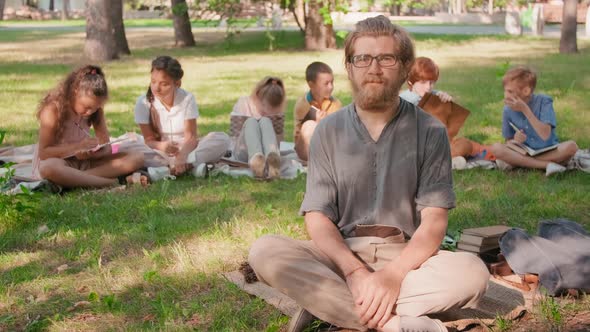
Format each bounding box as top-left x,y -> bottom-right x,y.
248,234 -> 490,331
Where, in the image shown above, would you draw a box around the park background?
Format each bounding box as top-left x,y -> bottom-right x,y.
1,0 -> 589,330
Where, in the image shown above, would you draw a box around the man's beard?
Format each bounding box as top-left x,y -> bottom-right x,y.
351,74 -> 404,111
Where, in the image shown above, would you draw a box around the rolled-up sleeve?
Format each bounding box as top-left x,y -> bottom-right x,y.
299,124 -> 339,222
501,107 -> 514,139
134,96 -> 150,124
185,93 -> 199,120
538,97 -> 556,128
416,125 -> 456,211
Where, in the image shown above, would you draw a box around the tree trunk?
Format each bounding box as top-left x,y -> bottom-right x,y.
304,0 -> 336,50
49,0 -> 54,11
171,0 -> 195,47
111,0 -> 130,55
559,0 -> 578,53
84,0 -> 118,61
289,0 -> 306,33
488,0 -> 493,14
0,0 -> 5,21
324,23 -> 336,48
61,0 -> 69,20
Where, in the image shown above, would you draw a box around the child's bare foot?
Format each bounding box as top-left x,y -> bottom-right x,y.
249,153 -> 266,178
266,151 -> 281,179
125,172 -> 150,187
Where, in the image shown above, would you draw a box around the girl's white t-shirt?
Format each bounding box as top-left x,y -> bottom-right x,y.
134,88 -> 199,145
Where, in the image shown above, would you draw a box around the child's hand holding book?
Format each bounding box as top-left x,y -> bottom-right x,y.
73,137 -> 100,159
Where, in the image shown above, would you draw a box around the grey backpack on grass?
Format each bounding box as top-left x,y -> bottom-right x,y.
499,218 -> 590,296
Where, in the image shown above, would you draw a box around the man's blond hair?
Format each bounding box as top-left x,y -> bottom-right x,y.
344,15 -> 415,77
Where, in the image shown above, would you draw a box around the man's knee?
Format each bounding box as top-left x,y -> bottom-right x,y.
449,252 -> 489,301
248,235 -> 289,277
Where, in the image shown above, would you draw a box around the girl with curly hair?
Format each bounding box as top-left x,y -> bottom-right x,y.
34,65 -> 146,188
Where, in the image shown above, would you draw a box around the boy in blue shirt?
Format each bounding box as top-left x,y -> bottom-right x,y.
490,66 -> 577,176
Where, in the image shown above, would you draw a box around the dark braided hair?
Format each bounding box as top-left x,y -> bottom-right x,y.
145,56 -> 184,140
146,55 -> 184,104
37,65 -> 108,140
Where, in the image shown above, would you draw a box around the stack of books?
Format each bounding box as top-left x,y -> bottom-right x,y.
456,225 -> 512,255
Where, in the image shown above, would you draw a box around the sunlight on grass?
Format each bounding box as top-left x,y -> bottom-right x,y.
0,28 -> 589,331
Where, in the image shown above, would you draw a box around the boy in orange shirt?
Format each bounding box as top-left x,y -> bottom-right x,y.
293,62 -> 342,161
400,57 -> 495,168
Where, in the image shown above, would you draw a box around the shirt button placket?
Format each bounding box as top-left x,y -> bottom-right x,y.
373,150 -> 377,201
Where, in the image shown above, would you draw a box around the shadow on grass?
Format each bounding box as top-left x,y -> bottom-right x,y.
0,173 -> 306,276
0,175 -> 304,330
0,271 -> 285,331
0,32 -> 589,330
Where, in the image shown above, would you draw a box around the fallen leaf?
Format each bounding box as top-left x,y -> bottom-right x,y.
77,285 -> 89,293
72,313 -> 98,322
56,264 -> 69,273
74,301 -> 91,308
142,313 -> 156,322
35,294 -> 48,303
37,224 -> 49,235
186,313 -> 201,326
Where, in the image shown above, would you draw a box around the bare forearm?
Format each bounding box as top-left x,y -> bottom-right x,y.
145,139 -> 167,152
178,136 -> 198,158
305,212 -> 365,276
383,208 -> 448,279
39,142 -> 84,160
523,108 -> 551,140
90,145 -> 112,159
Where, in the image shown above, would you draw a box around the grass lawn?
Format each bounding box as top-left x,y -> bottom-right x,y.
0,18 -> 259,28
0,27 -> 589,331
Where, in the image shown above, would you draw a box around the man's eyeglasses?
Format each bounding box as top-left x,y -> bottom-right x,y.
348,54 -> 399,68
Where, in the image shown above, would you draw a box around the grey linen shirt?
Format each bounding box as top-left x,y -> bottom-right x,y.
299,99 -> 455,238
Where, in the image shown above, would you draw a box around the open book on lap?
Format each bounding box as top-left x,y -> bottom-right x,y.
506,140 -> 558,157
506,122 -> 558,156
